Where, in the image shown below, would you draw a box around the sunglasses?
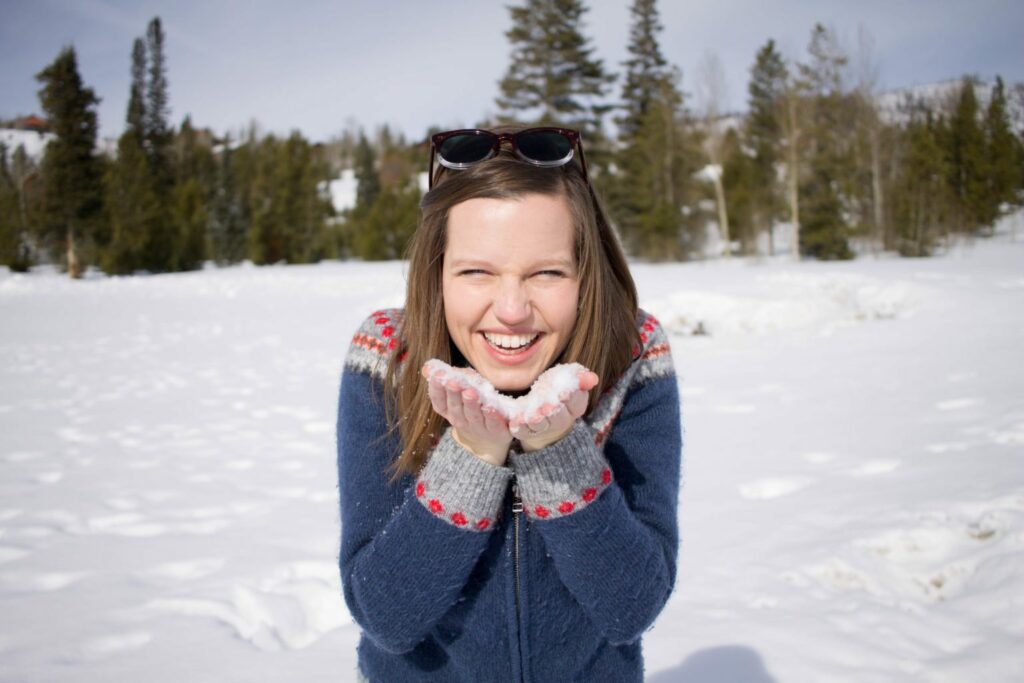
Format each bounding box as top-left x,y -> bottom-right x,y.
428,127 -> 588,189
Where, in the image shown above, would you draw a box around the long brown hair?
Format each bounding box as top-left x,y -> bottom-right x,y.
384,129 -> 638,477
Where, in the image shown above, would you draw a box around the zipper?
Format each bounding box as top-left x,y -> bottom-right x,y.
512,476 -> 525,682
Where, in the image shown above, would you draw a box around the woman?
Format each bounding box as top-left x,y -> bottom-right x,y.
337,126 -> 682,682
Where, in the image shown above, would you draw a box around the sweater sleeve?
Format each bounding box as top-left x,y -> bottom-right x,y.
336,313 -> 513,654
508,352 -> 682,645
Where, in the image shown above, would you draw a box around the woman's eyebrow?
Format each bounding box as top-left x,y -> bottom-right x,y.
447,256 -> 575,270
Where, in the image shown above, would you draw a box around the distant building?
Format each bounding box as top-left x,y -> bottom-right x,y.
8,115 -> 50,133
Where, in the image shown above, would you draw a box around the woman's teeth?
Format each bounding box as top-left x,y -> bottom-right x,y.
483,332 -> 539,350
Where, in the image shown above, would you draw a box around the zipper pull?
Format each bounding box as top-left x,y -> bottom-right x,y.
512,476 -> 523,514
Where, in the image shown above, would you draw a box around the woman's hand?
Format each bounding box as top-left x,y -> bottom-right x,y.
510,367 -> 599,452
422,364 -> 513,467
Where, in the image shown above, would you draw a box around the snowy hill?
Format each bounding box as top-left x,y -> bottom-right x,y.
877,78 -> 1024,130
1,221 -> 1022,680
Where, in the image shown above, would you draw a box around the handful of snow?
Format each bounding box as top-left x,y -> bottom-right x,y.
423,359 -> 588,423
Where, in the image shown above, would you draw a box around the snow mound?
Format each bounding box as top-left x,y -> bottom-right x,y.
647,271 -> 924,338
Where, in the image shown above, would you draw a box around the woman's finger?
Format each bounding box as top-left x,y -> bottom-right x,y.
481,405 -> 508,436
444,382 -> 468,427
543,403 -> 572,435
426,377 -> 449,418
566,388 -> 589,418
461,388 -> 488,429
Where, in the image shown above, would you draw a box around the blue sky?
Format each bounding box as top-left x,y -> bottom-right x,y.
2,0 -> 1022,143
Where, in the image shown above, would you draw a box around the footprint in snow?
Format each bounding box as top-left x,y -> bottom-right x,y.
144,561 -> 349,651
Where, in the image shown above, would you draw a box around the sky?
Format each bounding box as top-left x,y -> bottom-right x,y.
2,0 -> 1023,144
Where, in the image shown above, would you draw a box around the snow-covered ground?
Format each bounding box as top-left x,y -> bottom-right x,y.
1,226 -> 1022,682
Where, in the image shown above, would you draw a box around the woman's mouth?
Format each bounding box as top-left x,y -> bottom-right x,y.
482,331 -> 541,355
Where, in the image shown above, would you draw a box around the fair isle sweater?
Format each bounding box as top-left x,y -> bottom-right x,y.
336,308 -> 682,682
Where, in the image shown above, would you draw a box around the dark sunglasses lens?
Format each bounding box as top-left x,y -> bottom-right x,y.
438,134 -> 496,165
517,131 -> 572,162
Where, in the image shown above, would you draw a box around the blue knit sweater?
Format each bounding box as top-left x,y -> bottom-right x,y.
336,308 -> 682,682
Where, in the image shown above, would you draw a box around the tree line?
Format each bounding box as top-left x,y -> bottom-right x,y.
2,4 -> 1023,276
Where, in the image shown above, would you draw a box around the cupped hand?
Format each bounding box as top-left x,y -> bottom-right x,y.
510,366 -> 599,452
421,364 -> 513,467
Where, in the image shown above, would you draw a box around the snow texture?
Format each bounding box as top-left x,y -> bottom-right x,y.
423,358 -> 585,422
1,214 -> 1023,681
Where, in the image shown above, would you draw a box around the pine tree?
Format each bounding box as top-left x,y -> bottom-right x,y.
210,134 -> 247,263
145,18 -> 171,171
721,128 -> 759,254
617,0 -> 669,141
127,38 -> 146,140
746,39 -> 787,255
946,77 -> 988,233
496,0 -> 615,140
984,76 -> 1022,222
104,131 -> 156,274
796,24 -> 854,260
353,133 -> 380,212
0,144 -> 25,268
143,16 -> 176,270
889,109 -> 951,256
611,0 -> 701,259
170,117 -> 215,269
35,46 -> 105,277
246,132 -> 331,264
104,36 -> 157,274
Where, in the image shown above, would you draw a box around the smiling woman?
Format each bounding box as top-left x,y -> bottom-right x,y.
336,124 -> 682,682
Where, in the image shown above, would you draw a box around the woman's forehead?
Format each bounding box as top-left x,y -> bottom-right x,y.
445,194 -> 575,262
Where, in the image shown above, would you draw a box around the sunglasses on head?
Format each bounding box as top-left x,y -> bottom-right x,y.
428,127 -> 588,189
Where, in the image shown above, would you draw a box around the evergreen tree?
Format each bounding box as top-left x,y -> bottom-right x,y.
610,0 -> 702,259
946,77 -> 988,232
984,76 -> 1022,221
496,0 -> 615,140
142,16 -> 176,270
127,38 -> 146,140
616,0 -> 669,141
344,130 -> 423,260
170,117 -> 215,269
144,18 -> 171,171
888,109 -> 951,256
0,144 -> 25,269
796,24 -> 854,260
247,132 -> 331,264
353,133 -> 380,211
721,128 -> 759,255
104,130 -> 156,273
746,39 -> 787,254
171,177 -> 207,270
104,35 -> 157,274
35,46 -> 105,277
210,134 -> 247,263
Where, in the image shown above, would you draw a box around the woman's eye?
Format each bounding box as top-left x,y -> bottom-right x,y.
535,270 -> 566,278
459,269 -> 488,276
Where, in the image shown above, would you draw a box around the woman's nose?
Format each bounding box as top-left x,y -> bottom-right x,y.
493,279 -> 530,324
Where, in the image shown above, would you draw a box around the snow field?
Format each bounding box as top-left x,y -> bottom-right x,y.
1,230 -> 1023,681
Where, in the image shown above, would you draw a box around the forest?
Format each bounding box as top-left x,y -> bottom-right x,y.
1,0 -> 1022,277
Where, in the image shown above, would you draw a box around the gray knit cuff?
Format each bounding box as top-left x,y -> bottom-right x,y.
508,420 -> 613,521
415,429 -> 513,532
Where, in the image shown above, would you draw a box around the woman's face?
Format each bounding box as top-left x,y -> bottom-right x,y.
443,193 -> 580,392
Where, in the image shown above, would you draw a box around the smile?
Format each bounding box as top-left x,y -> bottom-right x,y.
482,332 -> 540,352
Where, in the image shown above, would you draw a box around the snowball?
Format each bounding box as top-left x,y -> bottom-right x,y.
423,359 -> 586,423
